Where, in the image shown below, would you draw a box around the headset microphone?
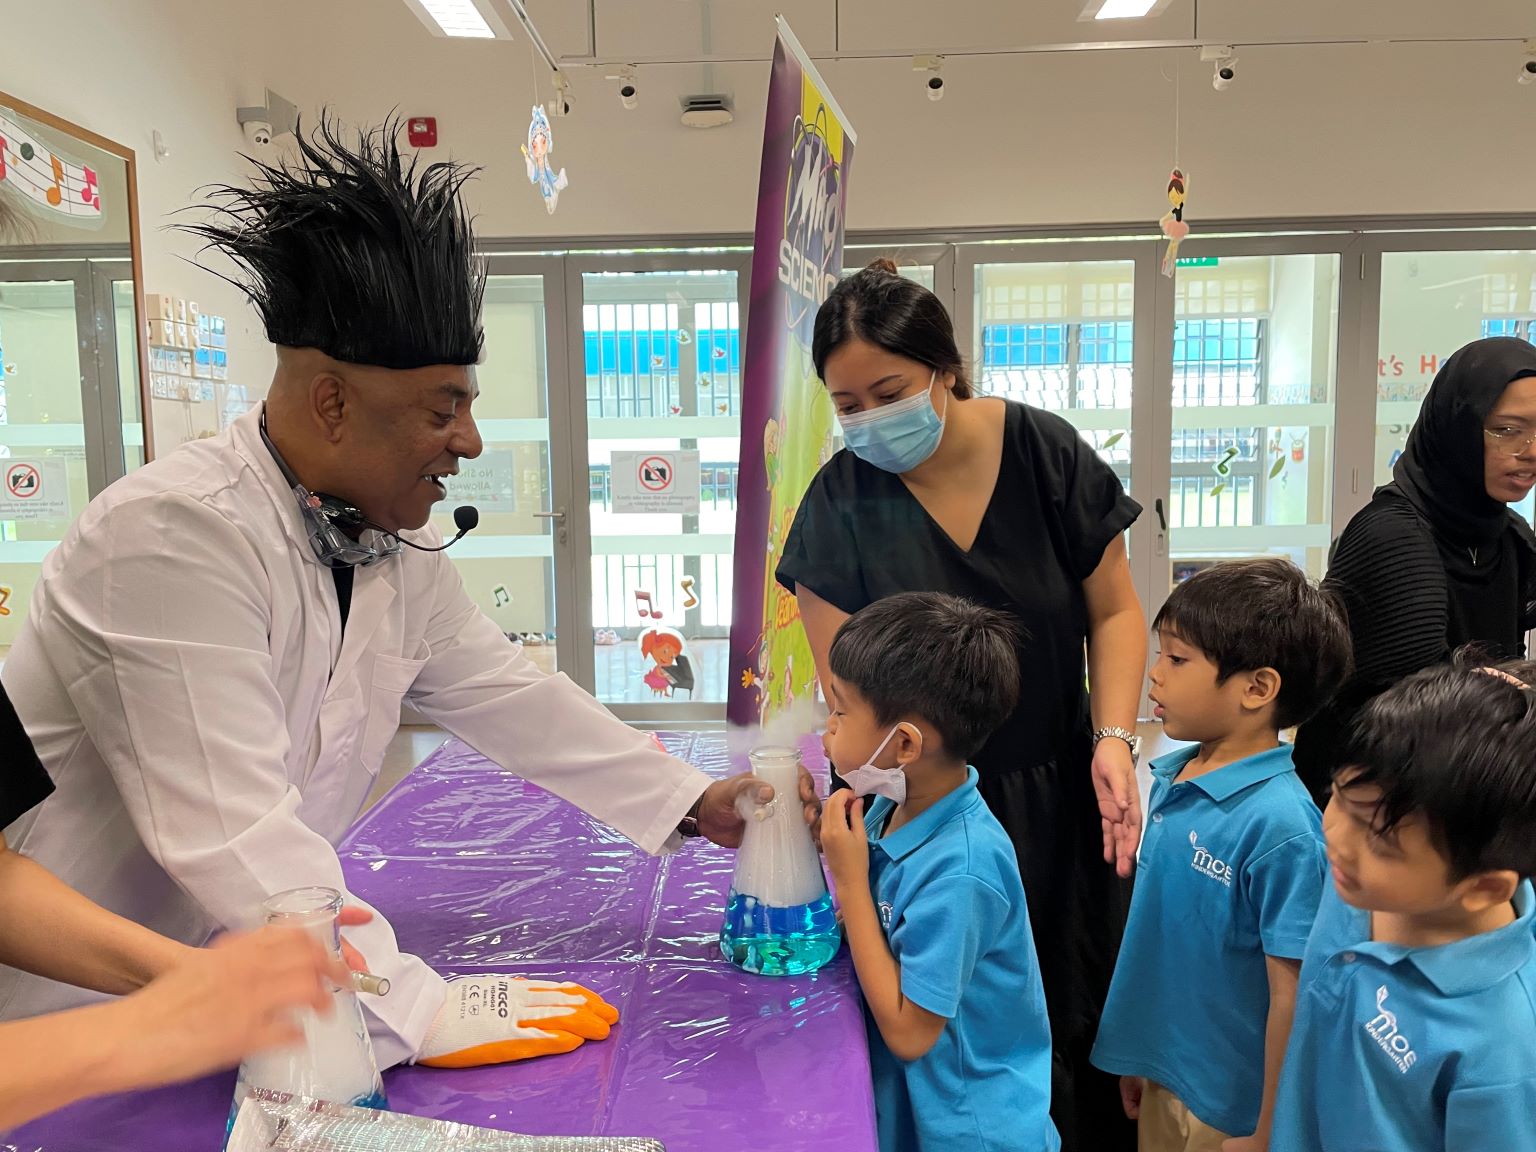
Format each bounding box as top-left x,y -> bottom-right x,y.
391,505 -> 479,552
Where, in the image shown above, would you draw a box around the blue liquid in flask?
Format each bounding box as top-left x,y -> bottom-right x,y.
719,746 -> 843,977
720,887 -> 841,976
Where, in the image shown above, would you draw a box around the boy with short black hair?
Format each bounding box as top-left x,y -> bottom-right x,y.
1091,557 -> 1352,1151
819,592 -> 1059,1152
1271,657 -> 1536,1151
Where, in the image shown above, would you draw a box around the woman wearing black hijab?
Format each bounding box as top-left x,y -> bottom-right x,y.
1293,337 -> 1536,803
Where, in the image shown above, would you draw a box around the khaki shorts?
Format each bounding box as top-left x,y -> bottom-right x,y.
1138,1080 -> 1233,1152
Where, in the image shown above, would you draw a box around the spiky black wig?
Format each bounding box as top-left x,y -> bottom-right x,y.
181,114 -> 485,369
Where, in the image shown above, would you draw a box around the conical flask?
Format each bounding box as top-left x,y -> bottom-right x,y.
719,746 -> 842,976
226,886 -> 387,1144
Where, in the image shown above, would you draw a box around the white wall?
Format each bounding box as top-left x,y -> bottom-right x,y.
252,0 -> 1536,240
3,0 -> 281,455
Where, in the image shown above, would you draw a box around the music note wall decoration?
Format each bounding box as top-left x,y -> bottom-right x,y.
0,108 -> 105,225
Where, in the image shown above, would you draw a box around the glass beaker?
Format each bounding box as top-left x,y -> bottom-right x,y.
226,886 -> 387,1144
719,746 -> 842,976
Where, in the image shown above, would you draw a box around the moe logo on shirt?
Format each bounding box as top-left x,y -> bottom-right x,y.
1188,830 -> 1233,887
1364,985 -> 1418,1072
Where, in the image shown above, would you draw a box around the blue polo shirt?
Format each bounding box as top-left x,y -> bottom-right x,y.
1091,744 -> 1326,1136
1271,878 -> 1536,1151
863,768 -> 1059,1152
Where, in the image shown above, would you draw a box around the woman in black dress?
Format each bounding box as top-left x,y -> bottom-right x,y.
777,260 -> 1146,1152
1293,337 -> 1536,804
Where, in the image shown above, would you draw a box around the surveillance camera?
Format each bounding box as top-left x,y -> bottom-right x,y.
549,95 -> 572,118
1212,61 -> 1236,91
926,75 -> 945,102
619,83 -> 638,111
1520,58 -> 1536,86
243,120 -> 273,148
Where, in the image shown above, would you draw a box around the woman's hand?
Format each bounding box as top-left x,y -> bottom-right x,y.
114,926 -> 351,1091
1092,737 -> 1142,878
820,791 -> 869,891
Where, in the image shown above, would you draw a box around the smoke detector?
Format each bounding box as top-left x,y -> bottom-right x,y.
680,94 -> 733,129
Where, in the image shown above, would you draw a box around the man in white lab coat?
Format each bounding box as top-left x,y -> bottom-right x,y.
0,118 -> 811,1071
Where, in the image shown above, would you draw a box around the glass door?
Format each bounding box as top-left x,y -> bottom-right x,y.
433,262 -> 574,677
1371,242 -> 1536,525
563,254 -> 750,723
953,242 -> 1161,620
0,258 -> 139,648
1159,247 -> 1350,591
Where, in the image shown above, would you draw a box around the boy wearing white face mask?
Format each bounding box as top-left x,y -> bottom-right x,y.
821,592 -> 1059,1152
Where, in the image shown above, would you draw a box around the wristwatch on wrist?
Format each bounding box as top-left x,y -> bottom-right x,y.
1093,726 -> 1142,764
676,793 -> 705,839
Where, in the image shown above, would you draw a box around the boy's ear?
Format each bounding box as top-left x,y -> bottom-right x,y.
894,722 -> 927,766
1243,666 -> 1281,713
1456,868 -> 1520,914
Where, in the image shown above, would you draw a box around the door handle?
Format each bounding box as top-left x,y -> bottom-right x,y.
533,509 -> 566,521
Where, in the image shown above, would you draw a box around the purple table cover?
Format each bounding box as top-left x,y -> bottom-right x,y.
3,732 -> 875,1152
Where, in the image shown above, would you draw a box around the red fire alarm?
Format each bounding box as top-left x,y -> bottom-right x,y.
407,117 -> 438,148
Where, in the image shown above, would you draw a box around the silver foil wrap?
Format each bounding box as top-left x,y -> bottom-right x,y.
227,1093 -> 664,1152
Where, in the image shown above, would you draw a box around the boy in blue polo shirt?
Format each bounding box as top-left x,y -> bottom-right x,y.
1271,658 -> 1536,1151
1091,558 -> 1351,1152
819,592 -> 1058,1152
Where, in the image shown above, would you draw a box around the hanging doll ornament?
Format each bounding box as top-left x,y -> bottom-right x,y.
1159,168 -> 1190,277
521,105 -> 568,215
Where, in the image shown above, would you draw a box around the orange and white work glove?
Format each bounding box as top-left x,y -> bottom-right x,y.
414,975 -> 620,1068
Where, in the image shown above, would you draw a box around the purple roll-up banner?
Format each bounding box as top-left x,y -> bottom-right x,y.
726,17 -> 856,728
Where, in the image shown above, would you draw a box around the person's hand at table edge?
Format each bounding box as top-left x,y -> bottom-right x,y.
693,769 -> 821,850
414,975 -> 620,1068
111,926 -> 352,1092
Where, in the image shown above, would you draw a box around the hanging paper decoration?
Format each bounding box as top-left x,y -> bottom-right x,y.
520,105 -> 568,215
1159,168 -> 1189,277
1290,435 -> 1306,463
0,110 -> 104,225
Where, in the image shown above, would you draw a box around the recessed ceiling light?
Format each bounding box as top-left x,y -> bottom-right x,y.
401,0 -> 512,39
1080,0 -> 1173,19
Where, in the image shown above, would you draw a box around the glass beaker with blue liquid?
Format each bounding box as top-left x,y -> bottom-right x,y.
720,746 -> 842,976
225,886 -> 387,1145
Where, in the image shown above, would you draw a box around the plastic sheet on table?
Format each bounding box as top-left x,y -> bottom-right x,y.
228,1093 -> 664,1151
344,774 -> 639,860
340,854 -> 664,967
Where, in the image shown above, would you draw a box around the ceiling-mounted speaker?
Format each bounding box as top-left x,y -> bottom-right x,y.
680,94 -> 733,129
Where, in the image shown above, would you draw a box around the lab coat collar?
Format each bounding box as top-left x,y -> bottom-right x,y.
229,407 -> 325,568
228,408 -> 398,681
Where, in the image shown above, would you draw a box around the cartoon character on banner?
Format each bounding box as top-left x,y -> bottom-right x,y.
763,418 -> 782,492
521,105 -> 568,215
1159,168 -> 1190,277
640,625 -> 694,698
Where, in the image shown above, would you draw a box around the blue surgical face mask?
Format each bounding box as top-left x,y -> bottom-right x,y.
838,371 -> 947,474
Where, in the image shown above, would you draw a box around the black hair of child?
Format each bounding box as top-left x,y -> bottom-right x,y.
1337,653 -> 1536,881
830,591 -> 1021,762
1153,556 -> 1352,730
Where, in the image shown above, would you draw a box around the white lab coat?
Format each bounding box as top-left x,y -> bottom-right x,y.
0,408 -> 710,1068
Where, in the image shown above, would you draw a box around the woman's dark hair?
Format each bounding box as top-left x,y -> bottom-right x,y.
812,258 -> 972,398
1337,652 -> 1536,881
1152,557 -> 1352,730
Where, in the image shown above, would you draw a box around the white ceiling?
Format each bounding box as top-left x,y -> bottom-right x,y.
519,0 -> 1534,65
